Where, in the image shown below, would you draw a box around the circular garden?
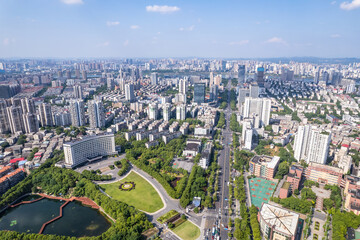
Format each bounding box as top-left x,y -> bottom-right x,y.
119,182 -> 136,191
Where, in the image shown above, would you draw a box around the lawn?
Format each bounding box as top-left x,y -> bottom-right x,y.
172,221 -> 200,240
101,171 -> 164,213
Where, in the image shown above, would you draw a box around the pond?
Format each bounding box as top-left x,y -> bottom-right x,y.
0,195 -> 111,237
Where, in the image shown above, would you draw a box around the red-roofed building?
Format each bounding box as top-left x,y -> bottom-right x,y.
10,157 -> 25,164
0,168 -> 25,194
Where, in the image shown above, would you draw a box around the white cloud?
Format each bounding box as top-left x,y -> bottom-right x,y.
106,21 -> 120,26
60,0 -> 83,5
98,41 -> 109,47
331,1 -> 337,5
130,25 -> 140,30
3,38 -> 10,46
2,38 -> 15,46
340,0 -> 360,10
179,25 -> 195,31
146,5 -> 180,14
331,34 -> 341,38
265,37 -> 287,45
229,40 -> 250,46
123,40 -> 129,46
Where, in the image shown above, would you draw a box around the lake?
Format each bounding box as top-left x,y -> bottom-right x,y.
0,195 -> 111,237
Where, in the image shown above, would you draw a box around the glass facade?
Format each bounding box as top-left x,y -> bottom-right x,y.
193,83 -> 205,104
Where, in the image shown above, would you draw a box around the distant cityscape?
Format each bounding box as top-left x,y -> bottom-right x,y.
0,57 -> 360,239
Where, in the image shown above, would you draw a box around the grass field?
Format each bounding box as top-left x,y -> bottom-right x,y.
172,221 -> 200,240
101,171 -> 164,213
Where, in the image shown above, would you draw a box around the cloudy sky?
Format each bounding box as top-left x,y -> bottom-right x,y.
0,0 -> 360,58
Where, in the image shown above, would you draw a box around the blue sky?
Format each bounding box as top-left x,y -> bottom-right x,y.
0,0 -> 359,58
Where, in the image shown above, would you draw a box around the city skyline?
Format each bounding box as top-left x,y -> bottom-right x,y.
1,0 -> 360,58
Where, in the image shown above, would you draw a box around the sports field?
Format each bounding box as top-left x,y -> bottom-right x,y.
249,177 -> 276,209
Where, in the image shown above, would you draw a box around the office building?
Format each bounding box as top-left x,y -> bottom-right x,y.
176,104 -> 186,120
259,203 -> 300,240
63,134 -> 117,168
210,85 -> 218,101
39,103 -> 53,127
88,100 -> 105,129
73,85 -> 83,99
238,65 -> 245,82
0,84 -> 20,99
256,66 -> 265,87
148,103 -> 158,120
125,83 -> 135,102
243,97 -> 271,126
193,83 -> 205,104
249,155 -> 280,180
70,100 -> 85,127
199,142 -> 212,169
244,128 -> 253,150
151,72 -> 157,85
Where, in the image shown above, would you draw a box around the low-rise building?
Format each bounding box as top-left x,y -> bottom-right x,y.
249,155 -> 280,180
258,203 -> 300,240
305,162 -> 343,186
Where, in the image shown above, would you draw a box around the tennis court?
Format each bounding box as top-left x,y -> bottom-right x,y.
248,177 -> 276,209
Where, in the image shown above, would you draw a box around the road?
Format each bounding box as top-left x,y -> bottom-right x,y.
210,84 -> 234,240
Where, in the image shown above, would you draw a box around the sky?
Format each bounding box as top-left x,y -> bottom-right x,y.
0,0 -> 360,58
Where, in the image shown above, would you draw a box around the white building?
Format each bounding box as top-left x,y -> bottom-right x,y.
125,83 -> 135,102
88,100 -> 105,129
148,103 -> 158,120
163,103 -> 171,121
294,125 -> 331,165
39,103 -> 53,127
243,97 -> 271,126
244,128 -> 253,150
176,104 -> 186,120
63,134 -> 117,168
179,78 -> 187,95
70,100 -> 85,127
151,72 -> 157,85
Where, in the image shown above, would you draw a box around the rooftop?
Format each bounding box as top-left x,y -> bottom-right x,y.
260,203 -> 299,237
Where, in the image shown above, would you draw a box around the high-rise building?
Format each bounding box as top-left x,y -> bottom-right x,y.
179,78 -> 187,95
210,85 -> 218,101
249,84 -> 259,98
23,112 -> 39,133
151,72 -> 157,85
65,70 -> 71,79
125,84 -> 135,102
6,106 -> 25,134
107,78 -> 114,90
75,69 -> 81,79
39,103 -> 53,127
193,83 -> 205,104
176,104 -> 186,120
307,129 -> 331,165
209,72 -> 214,87
54,112 -> 72,126
243,97 -> 271,126
238,65 -> 246,82
163,103 -> 171,121
294,125 -> 331,165
21,98 -> 36,114
70,100 -> 85,127
73,85 -> 83,99
63,134 -> 117,168
256,66 -> 265,87
88,100 -> 105,129
0,100 -> 9,133
148,103 -> 158,120
82,70 -> 87,80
